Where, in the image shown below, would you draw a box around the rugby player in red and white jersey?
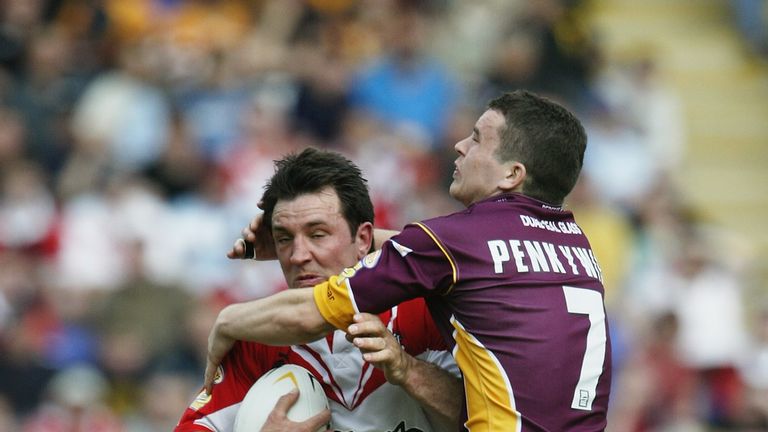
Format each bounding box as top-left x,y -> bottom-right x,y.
175,149 -> 461,432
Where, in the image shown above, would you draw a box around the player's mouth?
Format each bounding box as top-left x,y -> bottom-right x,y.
295,274 -> 325,287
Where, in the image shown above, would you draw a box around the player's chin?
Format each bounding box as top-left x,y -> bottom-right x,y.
448,182 -> 461,200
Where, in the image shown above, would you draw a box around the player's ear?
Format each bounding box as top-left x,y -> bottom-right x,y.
354,221 -> 374,259
498,161 -> 526,192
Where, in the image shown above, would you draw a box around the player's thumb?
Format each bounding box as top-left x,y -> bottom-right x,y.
272,388 -> 300,415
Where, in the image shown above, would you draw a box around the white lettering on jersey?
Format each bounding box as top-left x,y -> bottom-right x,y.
520,215 -> 582,235
486,239 -> 601,281
509,240 -> 529,272
572,247 -> 598,279
488,240 -> 510,274
588,249 -> 604,283
542,242 -> 566,274
523,240 -> 548,272
558,245 -> 579,275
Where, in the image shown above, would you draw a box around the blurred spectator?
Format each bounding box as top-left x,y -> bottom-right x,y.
672,228 -> 751,427
0,0 -> 46,77
348,6 -> 459,149
6,27 -> 85,175
731,0 -> 768,57
0,161 -> 58,253
431,0 -> 528,91
173,48 -> 253,163
95,239 -> 193,417
0,107 -> 26,170
478,0 -> 599,110
54,176 -> 162,290
581,104 -> 659,214
290,14 -> 354,144
594,48 -> 686,173
0,394 -> 18,432
142,110 -> 208,201
0,248 -> 63,417
480,31 -> 544,105
608,312 -> 703,432
22,364 -> 122,432
740,304 -> 768,428
124,370 -> 198,432
70,39 -> 172,173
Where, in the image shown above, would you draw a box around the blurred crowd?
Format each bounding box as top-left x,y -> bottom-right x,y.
0,0 -> 766,431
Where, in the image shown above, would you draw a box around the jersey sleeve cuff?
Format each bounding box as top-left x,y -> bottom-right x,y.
313,275 -> 357,330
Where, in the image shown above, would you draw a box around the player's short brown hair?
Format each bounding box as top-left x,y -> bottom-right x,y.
488,90 -> 587,205
260,148 -> 374,238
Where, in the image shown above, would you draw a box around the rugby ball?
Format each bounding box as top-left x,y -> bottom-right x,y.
233,364 -> 330,432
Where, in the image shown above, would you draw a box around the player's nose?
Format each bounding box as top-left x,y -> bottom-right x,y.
289,237 -> 312,265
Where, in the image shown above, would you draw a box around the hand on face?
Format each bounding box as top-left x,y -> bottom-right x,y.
227,212 -> 277,260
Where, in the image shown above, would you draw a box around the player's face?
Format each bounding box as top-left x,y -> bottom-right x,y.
272,187 -> 372,288
450,109 -> 512,206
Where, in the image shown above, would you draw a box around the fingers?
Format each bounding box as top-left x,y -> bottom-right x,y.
302,408 -> 332,430
269,391 -> 331,432
353,312 -> 380,324
227,213 -> 277,261
272,389 -> 300,415
203,362 -> 216,395
242,225 -> 257,243
249,215 -> 263,235
205,326 -> 234,394
347,314 -> 387,337
226,238 -> 247,259
351,336 -> 387,353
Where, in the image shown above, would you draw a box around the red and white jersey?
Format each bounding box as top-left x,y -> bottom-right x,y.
176,298 -> 458,432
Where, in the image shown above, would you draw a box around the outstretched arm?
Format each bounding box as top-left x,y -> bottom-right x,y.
348,313 -> 462,429
204,288 -> 334,393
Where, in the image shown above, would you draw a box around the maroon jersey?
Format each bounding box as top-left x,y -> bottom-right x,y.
175,298 -> 457,432
315,193 -> 611,431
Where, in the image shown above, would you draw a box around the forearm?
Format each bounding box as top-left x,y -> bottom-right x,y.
397,356 -> 463,429
216,288 -> 334,345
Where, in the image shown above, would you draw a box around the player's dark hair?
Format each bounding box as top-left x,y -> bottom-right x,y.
261,148 -> 374,238
488,90 -> 587,205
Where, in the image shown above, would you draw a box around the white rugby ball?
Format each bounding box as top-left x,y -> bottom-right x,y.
234,364 -> 330,432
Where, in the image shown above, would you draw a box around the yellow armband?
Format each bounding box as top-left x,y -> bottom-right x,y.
313,275 -> 357,330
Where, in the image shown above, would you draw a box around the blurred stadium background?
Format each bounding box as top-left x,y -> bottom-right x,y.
0,0 -> 767,430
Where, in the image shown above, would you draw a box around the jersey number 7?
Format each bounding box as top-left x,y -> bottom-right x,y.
563,286 -> 607,411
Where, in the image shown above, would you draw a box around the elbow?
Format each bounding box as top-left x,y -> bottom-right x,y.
215,304 -> 239,339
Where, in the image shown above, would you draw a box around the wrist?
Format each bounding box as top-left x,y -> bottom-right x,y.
388,352 -> 415,387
